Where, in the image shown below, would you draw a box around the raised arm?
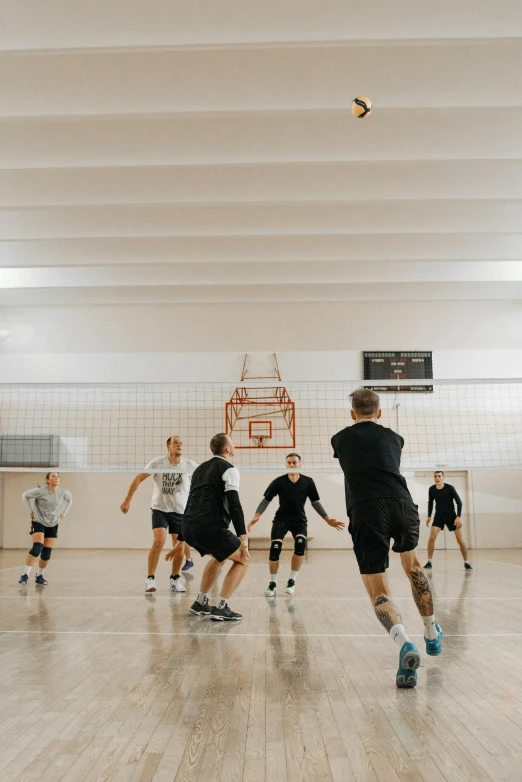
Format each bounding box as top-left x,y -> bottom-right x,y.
120,473 -> 151,513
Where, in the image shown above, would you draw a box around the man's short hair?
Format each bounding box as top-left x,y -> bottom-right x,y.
286,452 -> 301,462
350,388 -> 380,417
166,435 -> 181,447
210,433 -> 230,456
434,470 -> 444,476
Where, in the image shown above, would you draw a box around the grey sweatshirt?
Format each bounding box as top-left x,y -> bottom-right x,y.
22,487 -> 73,527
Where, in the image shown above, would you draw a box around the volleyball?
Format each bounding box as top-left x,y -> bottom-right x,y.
351,96 -> 372,118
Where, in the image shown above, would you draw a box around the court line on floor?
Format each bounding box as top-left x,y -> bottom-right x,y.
0,600 -> 522,605
1,629 -> 521,638
485,560 -> 522,569
0,552 -> 100,572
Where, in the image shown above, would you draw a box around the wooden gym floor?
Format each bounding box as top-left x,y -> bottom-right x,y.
1,548 -> 522,781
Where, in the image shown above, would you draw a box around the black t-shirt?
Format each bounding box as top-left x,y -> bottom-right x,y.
264,474 -> 320,524
331,421 -> 412,513
184,456 -> 243,532
428,484 -> 462,519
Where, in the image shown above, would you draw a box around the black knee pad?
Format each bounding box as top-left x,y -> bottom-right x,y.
294,536 -> 307,557
40,546 -> 52,562
269,540 -> 282,562
29,542 -> 44,558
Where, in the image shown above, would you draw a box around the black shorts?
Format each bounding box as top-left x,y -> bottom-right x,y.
182,523 -> 240,563
271,518 -> 308,542
349,498 -> 420,575
30,522 -> 58,538
151,509 -> 184,540
432,516 -> 457,532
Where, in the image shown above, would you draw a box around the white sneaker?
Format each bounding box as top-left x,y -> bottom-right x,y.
145,577 -> 157,593
170,577 -> 186,592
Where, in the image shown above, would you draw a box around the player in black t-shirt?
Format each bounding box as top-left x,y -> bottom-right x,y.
248,453 -> 344,596
424,471 -> 472,570
331,388 -> 442,689
166,433 -> 250,622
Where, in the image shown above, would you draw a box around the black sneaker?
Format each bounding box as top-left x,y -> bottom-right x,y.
264,582 -> 277,597
464,562 -> 473,571
424,561 -> 432,569
190,598 -> 211,616
210,604 -> 242,622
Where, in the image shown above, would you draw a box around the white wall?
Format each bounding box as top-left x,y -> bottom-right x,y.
0,473 -> 4,548
1,297 -> 521,550
470,469 -> 522,548
3,468 -> 521,551
1,348 -> 522,384
1,299 -> 521,384
1,300 -> 521,358
2,470 -> 349,550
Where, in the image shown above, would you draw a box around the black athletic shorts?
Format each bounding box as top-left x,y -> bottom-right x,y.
30,521 -> 58,538
182,522 -> 240,563
432,515 -> 457,532
348,497 -> 420,575
151,509 -> 184,540
271,518 -> 308,543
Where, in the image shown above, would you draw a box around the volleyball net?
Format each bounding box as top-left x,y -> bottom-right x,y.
0,379 -> 521,472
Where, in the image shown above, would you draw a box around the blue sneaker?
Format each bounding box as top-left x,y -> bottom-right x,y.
182,559 -> 194,572
425,623 -> 443,656
396,642 -> 421,688
35,574 -> 48,586
18,573 -> 29,585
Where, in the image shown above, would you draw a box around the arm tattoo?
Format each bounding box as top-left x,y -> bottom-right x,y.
410,569 -> 434,615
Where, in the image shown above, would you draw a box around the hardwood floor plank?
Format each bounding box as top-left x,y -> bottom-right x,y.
1,549 -> 522,781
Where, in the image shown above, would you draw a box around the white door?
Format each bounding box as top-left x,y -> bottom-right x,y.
406,472 -> 469,550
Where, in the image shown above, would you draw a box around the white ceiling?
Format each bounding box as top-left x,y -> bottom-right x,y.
1,0 -> 522,305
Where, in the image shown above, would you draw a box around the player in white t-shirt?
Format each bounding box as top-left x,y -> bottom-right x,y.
120,436 -> 198,592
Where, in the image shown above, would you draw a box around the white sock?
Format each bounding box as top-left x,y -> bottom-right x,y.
422,615 -> 439,640
37,566 -> 45,577
390,623 -> 410,648
23,565 -> 32,576
197,592 -> 208,604
217,596 -> 228,609
270,572 -> 278,584
464,561 -> 470,565
289,570 -> 299,582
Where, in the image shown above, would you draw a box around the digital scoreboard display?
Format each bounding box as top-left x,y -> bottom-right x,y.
363,352 -> 433,392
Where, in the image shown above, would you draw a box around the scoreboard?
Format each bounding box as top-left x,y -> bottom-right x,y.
363,351 -> 433,392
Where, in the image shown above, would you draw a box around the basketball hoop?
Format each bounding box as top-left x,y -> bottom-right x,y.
251,435 -> 270,448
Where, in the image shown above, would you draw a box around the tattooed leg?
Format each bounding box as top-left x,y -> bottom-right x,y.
401,549 -> 441,646
362,573 -> 402,632
400,551 -> 434,616
373,595 -> 402,633
409,569 -> 434,616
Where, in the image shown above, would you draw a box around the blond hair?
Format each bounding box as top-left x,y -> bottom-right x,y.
350,388 -> 380,417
